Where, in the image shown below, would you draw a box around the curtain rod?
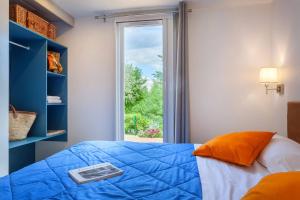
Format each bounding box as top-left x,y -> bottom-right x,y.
95,8 -> 192,22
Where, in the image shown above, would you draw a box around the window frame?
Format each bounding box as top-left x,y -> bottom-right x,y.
115,13 -> 175,142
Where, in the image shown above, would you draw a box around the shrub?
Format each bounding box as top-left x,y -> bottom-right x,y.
125,113 -> 150,135
138,129 -> 162,138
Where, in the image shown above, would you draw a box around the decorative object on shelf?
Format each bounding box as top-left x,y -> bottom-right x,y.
48,51 -> 60,63
47,96 -> 62,104
9,105 -> 37,141
47,130 -> 65,136
27,11 -> 48,37
9,4 -> 27,27
9,4 -> 58,40
48,52 -> 63,73
48,23 -> 57,40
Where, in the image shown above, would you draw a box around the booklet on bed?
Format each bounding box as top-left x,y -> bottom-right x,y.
68,162 -> 123,184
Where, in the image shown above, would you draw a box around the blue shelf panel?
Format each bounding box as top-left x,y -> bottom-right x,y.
47,39 -> 67,51
47,103 -> 66,106
9,20 -> 68,172
9,144 -> 35,173
10,20 -> 43,42
10,37 -> 47,138
9,133 -> 66,149
47,71 -> 66,78
10,20 -> 67,49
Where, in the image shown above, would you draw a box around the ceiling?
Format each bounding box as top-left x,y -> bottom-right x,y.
52,0 -> 273,18
52,0 -> 182,17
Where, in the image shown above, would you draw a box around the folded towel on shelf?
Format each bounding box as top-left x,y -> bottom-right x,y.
47,96 -> 61,100
47,95 -> 63,104
47,99 -> 62,104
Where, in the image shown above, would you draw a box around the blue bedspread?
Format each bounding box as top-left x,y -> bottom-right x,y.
0,141 -> 202,200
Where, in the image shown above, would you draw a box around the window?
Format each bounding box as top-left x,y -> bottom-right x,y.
116,14 -> 175,143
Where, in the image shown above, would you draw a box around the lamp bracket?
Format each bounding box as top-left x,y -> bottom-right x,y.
264,83 -> 284,95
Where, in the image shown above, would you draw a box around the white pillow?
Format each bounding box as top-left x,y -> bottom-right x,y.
257,134 -> 300,173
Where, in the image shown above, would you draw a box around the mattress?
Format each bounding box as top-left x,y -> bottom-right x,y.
0,141 -> 202,200
194,144 -> 269,200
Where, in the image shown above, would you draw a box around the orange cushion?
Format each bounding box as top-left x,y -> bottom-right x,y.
193,131 -> 275,166
242,172 -> 300,200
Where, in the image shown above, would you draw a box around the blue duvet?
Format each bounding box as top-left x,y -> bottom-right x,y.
0,141 -> 202,200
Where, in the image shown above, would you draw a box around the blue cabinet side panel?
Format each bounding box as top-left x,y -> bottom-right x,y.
47,46 -> 68,142
9,144 -> 35,173
8,21 -> 69,172
10,40 -> 47,137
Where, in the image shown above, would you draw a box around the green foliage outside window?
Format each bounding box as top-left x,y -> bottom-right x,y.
124,64 -> 163,138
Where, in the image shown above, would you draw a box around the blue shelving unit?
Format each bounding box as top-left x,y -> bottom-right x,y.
9,20 -> 68,172
47,71 -> 66,78
47,103 -> 66,106
9,133 -> 66,149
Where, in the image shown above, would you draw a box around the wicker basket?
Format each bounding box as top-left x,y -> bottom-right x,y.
9,105 -> 37,141
9,4 -> 27,27
48,23 -> 57,40
27,11 -> 49,37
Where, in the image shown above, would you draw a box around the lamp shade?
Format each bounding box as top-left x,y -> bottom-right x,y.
260,68 -> 279,83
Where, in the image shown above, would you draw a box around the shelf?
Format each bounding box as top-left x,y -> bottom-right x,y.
47,39 -> 67,51
47,71 -> 66,78
47,130 -> 66,136
9,20 -> 43,42
47,103 -> 66,106
9,0 -> 75,27
9,19 -> 68,172
9,20 -> 67,49
9,133 -> 66,149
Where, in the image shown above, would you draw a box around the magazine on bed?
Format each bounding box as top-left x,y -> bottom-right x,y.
68,163 -> 123,184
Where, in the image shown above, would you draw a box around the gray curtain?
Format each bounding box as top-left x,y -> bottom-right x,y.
174,1 -> 190,143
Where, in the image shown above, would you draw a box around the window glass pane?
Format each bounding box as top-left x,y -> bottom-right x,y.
124,22 -> 163,143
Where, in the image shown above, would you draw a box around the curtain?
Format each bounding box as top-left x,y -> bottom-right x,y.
174,1 -> 190,143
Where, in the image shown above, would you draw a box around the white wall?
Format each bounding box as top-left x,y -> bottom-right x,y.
188,1 -> 286,143
36,17 -> 116,160
36,0 -> 300,159
0,0 -> 9,176
272,0 -> 300,101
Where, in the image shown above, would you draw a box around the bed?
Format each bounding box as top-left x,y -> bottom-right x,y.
0,141 -> 203,200
1,102 -> 300,200
0,140 -> 271,200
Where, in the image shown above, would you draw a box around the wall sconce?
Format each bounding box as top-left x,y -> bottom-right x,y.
260,67 -> 284,95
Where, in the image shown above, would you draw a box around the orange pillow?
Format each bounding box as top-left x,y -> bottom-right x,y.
193,131 -> 275,166
242,172 -> 300,200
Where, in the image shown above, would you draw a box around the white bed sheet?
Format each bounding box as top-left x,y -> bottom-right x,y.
194,144 -> 269,200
